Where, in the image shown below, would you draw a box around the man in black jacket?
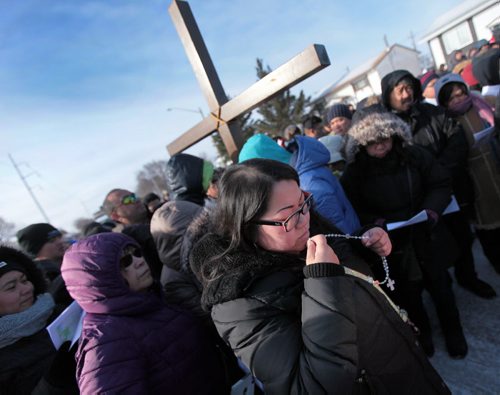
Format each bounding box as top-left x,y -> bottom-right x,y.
16,223 -> 65,283
381,69 -> 496,299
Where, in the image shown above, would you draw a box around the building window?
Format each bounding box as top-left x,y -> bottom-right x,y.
442,22 -> 473,53
353,78 -> 369,91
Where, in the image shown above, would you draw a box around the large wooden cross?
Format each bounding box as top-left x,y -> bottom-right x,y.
167,0 -> 330,162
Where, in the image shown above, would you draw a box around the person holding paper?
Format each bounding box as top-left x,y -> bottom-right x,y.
435,73 -> 500,275
341,110 -> 468,359
0,246 -> 78,394
381,69 -> 497,300
61,232 -> 230,394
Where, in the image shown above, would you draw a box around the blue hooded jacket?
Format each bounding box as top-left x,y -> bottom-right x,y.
292,136 -> 361,234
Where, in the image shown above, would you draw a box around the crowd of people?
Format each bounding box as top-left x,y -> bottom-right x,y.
1,42 -> 499,394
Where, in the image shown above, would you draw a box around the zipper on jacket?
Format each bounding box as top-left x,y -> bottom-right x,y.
355,369 -> 375,394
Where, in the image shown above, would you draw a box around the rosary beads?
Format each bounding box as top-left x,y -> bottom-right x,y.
323,233 -> 395,291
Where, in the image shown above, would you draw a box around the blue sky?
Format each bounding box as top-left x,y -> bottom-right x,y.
1,0 -> 463,233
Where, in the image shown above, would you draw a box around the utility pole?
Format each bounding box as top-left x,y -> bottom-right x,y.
8,153 -> 50,222
408,31 -> 417,50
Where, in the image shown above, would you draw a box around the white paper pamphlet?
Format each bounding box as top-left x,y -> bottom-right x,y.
47,301 -> 85,350
231,373 -> 255,395
473,126 -> 495,148
386,210 -> 428,231
443,195 -> 460,215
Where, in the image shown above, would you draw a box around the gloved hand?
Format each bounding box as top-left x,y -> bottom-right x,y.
44,341 -> 79,392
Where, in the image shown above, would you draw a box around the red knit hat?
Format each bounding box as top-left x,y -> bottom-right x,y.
419,71 -> 438,91
461,63 -> 479,87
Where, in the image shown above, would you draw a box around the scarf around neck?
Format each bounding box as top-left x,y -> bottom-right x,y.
449,94 -> 495,127
448,95 -> 473,117
0,293 -> 55,348
471,94 -> 495,126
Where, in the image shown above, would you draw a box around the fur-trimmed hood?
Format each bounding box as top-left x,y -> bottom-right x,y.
345,111 -> 413,163
190,233 -> 304,310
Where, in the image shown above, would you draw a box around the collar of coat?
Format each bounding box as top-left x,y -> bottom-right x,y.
190,233 -> 305,310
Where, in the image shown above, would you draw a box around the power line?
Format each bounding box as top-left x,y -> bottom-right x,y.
8,153 -> 50,222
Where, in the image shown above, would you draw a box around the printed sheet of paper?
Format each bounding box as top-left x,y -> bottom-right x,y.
231,373 -> 255,395
47,301 -> 85,350
386,210 -> 428,231
443,195 -> 459,215
473,126 -> 495,148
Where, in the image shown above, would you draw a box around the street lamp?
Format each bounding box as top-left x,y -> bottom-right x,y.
166,107 -> 205,119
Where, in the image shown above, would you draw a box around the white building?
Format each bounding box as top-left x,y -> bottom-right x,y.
420,0 -> 500,68
314,44 -> 420,107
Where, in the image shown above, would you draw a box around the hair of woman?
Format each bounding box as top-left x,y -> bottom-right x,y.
214,159 -> 300,255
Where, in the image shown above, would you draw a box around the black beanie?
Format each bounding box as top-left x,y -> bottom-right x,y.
0,245 -> 47,295
16,223 -> 61,257
0,259 -> 28,279
325,104 -> 352,123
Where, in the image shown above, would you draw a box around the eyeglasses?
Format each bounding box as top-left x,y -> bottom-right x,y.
120,248 -> 142,269
252,192 -> 313,232
393,84 -> 413,96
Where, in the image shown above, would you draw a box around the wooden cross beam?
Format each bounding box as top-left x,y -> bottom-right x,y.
167,0 -> 330,162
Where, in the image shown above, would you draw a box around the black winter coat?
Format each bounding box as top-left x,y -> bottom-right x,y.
151,204 -> 245,388
472,48 -> 500,86
341,144 -> 451,224
341,144 -> 452,279
381,70 -> 472,206
0,331 -> 54,395
165,153 -> 206,205
190,225 -> 450,394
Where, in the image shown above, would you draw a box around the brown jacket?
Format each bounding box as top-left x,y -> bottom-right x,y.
457,109 -> 500,229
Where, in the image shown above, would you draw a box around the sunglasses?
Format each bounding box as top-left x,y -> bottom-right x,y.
252,192 -> 313,233
111,193 -> 138,214
120,193 -> 137,205
120,248 -> 143,269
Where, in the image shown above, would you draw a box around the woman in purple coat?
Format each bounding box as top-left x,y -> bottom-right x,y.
61,232 -> 227,394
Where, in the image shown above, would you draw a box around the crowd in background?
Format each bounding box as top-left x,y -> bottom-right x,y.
1,39 -> 499,394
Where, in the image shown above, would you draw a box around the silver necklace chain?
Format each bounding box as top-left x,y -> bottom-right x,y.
324,233 -> 395,291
